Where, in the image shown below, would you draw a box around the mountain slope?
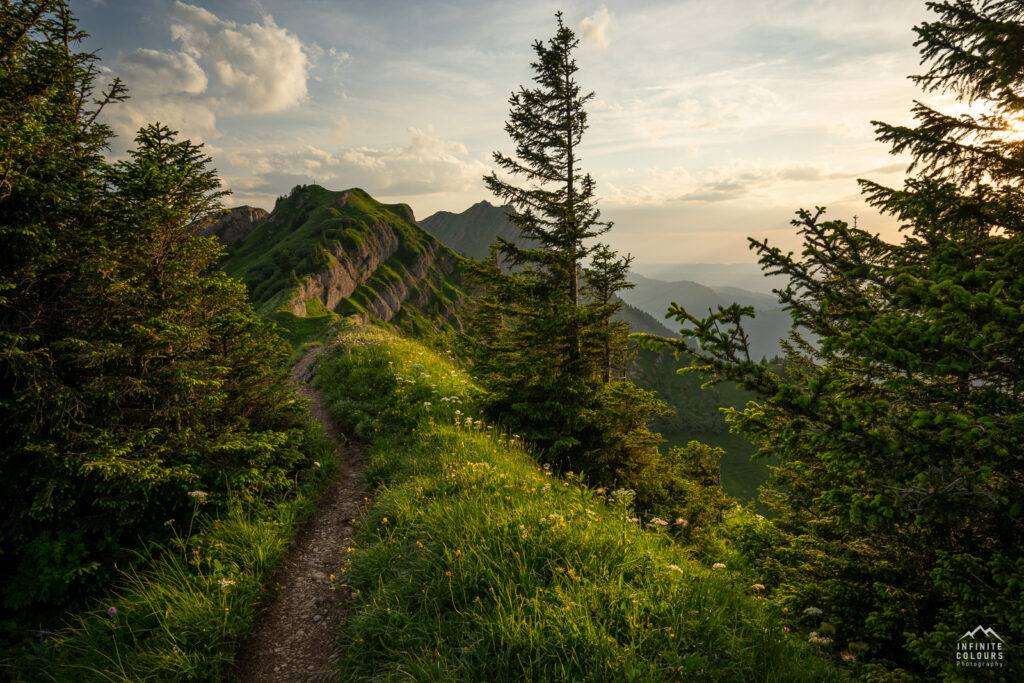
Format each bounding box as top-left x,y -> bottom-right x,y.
220,185 -> 465,340
623,273 -> 791,361
419,200 -> 539,259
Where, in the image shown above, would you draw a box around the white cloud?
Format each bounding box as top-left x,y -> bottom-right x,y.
101,49 -> 218,153
579,6 -> 611,49
169,1 -> 310,113
113,48 -> 207,97
227,128 -> 489,201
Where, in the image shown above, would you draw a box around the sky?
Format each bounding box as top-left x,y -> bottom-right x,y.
73,0 -> 943,263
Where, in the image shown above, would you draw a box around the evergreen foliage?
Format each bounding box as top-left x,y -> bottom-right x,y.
466,13 -> 671,496
0,1 -> 314,642
640,1 -> 1024,677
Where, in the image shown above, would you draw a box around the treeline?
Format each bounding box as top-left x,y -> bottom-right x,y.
0,1 -> 318,643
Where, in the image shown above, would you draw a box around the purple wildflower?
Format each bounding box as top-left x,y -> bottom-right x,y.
590,609 -> 598,617
107,606 -> 117,616
35,630 -> 52,639
783,626 -> 791,632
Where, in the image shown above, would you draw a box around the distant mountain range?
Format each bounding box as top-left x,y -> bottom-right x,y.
419,201 -> 793,359
631,262 -> 787,295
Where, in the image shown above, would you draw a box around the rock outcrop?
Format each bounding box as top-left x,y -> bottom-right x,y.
200,206 -> 268,247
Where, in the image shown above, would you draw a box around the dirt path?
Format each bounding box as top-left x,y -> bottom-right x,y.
235,345 -> 368,682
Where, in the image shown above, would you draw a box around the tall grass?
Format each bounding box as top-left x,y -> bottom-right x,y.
320,323 -> 842,682
10,447 -> 334,682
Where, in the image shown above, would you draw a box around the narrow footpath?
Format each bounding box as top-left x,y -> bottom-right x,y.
235,345 -> 369,682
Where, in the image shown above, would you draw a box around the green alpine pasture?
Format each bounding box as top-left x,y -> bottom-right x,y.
318,324 -> 840,681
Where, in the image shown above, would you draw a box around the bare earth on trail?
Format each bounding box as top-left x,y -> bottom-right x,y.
235,345 -> 368,682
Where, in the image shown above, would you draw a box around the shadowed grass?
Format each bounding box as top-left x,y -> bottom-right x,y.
10,449 -> 334,682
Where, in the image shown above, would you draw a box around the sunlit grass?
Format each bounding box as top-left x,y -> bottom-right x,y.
320,323 -> 842,681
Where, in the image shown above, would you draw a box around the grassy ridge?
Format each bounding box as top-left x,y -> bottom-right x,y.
319,324 -> 840,681
221,185 -> 464,322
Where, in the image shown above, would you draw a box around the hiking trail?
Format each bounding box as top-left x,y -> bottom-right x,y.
235,345 -> 368,682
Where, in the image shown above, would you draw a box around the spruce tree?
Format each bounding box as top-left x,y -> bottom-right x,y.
640,1 -> 1024,677
0,4 -> 314,636
469,13 -> 666,490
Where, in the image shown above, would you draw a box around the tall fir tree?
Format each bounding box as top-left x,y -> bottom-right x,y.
0,3 -> 315,637
467,13 -> 667,492
640,1 -> 1024,677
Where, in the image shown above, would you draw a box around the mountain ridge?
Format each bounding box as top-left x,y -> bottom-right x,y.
218,185 -> 466,340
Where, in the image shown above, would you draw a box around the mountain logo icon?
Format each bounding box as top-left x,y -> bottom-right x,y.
959,626 -> 1004,642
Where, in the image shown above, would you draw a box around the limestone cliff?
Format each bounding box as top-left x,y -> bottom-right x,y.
222,185 -> 464,332
200,205 -> 268,247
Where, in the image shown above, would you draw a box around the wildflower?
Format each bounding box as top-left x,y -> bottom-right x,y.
423,401 -> 432,408
218,578 -> 235,588
313,461 -> 321,468
595,487 -> 607,495
712,562 -> 726,570
666,564 -> 684,574
674,517 -> 689,527
107,607 -> 118,616
381,517 -> 389,524
445,570 -> 452,577
590,609 -> 598,617
803,606 -> 823,617
627,517 -> 640,524
455,549 -> 462,557
35,630 -> 52,639
187,490 -> 209,503
648,517 -> 669,527
329,574 -> 335,582
783,626 -> 791,632
751,583 -> 765,592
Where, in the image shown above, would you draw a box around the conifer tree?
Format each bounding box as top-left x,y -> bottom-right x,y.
0,3 -> 314,635
469,13 -> 666,489
641,1 -> 1024,676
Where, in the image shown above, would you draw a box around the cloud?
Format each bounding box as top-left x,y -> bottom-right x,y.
169,1 -> 310,113
602,160 -> 903,207
101,48 -> 218,152
579,6 -> 611,49
113,48 -> 207,97
226,129 -> 489,202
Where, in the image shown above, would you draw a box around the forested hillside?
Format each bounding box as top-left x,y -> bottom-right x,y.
4,1 -> 1023,681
